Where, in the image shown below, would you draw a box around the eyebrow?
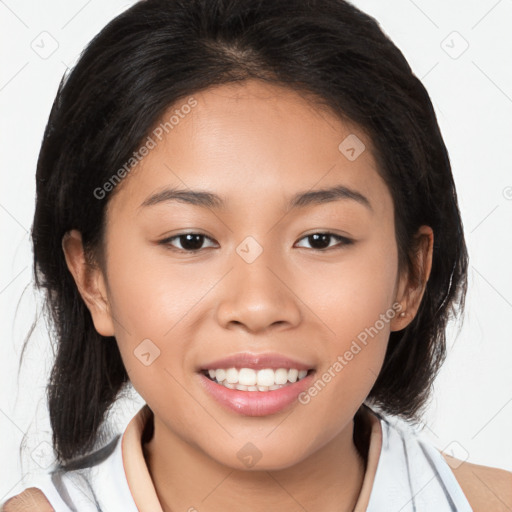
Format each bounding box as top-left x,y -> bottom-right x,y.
140,184 -> 372,212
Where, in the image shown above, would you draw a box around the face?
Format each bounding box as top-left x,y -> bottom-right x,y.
66,79 -> 429,471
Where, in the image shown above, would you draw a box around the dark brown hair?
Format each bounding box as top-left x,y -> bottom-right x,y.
27,0 -> 468,465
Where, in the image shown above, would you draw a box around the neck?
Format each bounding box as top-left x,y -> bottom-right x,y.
143,408 -> 371,512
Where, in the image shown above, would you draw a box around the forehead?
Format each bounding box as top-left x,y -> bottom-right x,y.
108,79 -> 391,218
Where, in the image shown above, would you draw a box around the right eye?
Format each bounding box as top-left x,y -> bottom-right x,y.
158,232 -> 218,253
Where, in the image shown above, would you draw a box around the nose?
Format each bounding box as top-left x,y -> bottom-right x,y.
214,245 -> 302,334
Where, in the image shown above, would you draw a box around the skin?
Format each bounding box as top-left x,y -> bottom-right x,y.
4,462 -> 512,512
4,81 -> 511,512
60,79 -> 433,511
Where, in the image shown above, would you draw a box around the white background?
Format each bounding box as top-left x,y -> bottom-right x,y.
1,0 -> 511,501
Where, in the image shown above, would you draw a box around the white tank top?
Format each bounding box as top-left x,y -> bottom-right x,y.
1,404 -> 473,511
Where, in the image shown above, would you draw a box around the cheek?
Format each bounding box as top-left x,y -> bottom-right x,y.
104,228 -> 208,338
303,234 -> 399,342
298,234 -> 398,406
100,230 -> 202,390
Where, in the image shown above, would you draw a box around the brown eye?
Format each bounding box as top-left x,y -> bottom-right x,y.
160,233 -> 217,252
295,233 -> 353,251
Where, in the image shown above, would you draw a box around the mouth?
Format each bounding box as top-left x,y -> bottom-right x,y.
200,367 -> 315,392
197,366 -> 316,417
196,354 -> 317,416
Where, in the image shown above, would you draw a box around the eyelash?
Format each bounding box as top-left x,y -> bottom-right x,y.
158,232 -> 354,253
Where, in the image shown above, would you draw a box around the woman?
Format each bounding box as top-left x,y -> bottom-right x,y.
3,0 -> 511,510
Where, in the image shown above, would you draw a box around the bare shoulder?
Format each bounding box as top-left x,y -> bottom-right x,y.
442,452 -> 512,512
1,487 -> 54,512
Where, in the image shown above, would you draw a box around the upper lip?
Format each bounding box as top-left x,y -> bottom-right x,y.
198,352 -> 315,371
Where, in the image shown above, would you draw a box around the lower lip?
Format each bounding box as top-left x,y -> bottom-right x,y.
198,372 -> 315,416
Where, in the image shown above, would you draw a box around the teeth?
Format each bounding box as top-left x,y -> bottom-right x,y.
288,369 -> 299,383
274,368 -> 288,385
257,369 -> 275,387
205,367 -> 311,391
238,368 -> 257,386
226,368 -> 238,384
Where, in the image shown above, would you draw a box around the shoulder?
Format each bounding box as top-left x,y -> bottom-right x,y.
442,452 -> 512,512
1,487 -> 54,512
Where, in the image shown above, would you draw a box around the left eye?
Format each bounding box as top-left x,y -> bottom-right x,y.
294,232 -> 353,251
159,232 -> 353,253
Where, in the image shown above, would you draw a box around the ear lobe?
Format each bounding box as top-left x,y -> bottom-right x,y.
61,229 -> 115,337
390,225 -> 434,331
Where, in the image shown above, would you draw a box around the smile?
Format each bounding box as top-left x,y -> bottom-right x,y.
202,367 -> 311,392
198,368 -> 316,416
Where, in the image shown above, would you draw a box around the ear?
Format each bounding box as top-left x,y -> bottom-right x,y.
390,225 -> 434,331
61,229 -> 115,337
